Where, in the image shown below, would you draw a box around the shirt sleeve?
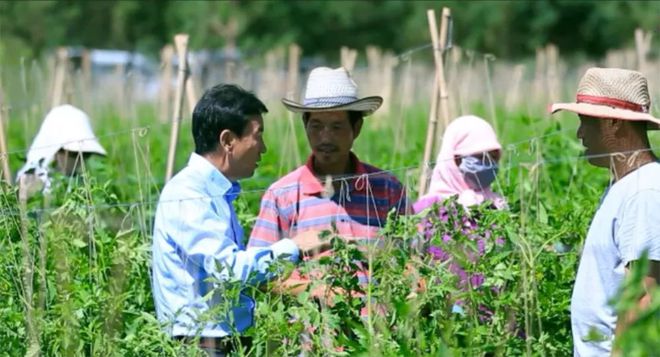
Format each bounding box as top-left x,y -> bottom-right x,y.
160,192 -> 299,286
248,188 -> 290,247
616,189 -> 660,265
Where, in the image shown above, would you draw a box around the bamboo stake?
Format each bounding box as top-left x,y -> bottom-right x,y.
186,75 -> 198,117
340,46 -> 358,72
366,46 -> 382,99
285,44 -> 302,167
448,46 -> 462,118
435,8 -> 452,131
483,54 -> 497,129
18,176 -> 40,356
505,64 -> 525,112
634,28 -> 652,74
81,49 -> 92,113
51,47 -> 69,108
0,95 -> 11,183
165,34 -> 190,182
158,45 -> 174,123
418,7 -> 451,197
390,57 -> 414,169
533,47 -> 546,109
546,44 -> 559,105
36,193 -> 51,353
115,63 -> 127,120
379,51 -> 397,118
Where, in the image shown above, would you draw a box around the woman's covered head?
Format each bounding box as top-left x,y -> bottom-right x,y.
426,115 -> 506,209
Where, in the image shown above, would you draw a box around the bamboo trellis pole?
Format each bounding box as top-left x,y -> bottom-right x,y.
0,94 -> 11,183
418,7 -> 451,197
634,28 -> 652,74
165,34 -> 190,182
285,43 -> 302,168
340,46 -> 358,72
51,47 -> 69,108
158,45 -> 174,123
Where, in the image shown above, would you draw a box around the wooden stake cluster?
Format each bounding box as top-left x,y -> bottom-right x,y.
165,34 -> 190,182
418,7 -> 452,197
50,47 -> 69,109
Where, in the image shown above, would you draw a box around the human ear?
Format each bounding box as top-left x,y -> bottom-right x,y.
219,129 -> 237,152
353,118 -> 363,138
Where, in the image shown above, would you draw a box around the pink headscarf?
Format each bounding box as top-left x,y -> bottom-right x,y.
421,115 -> 506,210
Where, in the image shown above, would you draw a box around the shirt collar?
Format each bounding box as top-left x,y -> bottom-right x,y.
298,152 -> 369,195
187,153 -> 241,201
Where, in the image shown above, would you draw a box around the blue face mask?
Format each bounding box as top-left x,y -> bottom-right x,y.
458,155 -> 499,190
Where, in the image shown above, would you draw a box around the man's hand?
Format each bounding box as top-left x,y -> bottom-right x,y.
291,230 -> 332,258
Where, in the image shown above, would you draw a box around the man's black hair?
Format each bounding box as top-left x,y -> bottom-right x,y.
192,84 -> 268,155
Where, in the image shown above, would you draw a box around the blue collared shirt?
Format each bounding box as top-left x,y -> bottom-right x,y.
152,153 -> 299,337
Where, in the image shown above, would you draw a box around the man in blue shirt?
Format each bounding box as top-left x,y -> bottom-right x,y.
152,84 -> 329,355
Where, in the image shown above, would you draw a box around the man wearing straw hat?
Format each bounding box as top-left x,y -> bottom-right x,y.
550,68 -> 660,355
15,104 -> 107,196
248,67 -> 408,298
152,84 -> 333,356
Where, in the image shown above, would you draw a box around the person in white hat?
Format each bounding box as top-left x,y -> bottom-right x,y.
248,67 -> 408,301
550,67 -> 660,356
16,104 -> 107,195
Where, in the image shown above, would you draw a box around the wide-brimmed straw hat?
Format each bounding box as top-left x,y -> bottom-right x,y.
282,67 -> 383,115
550,67 -> 660,130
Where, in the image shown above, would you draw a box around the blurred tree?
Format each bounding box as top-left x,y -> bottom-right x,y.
0,0 -> 658,62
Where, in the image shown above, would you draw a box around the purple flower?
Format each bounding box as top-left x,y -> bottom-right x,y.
470,274 -> 485,287
439,206 -> 449,222
477,239 -> 486,255
495,236 -> 505,246
428,246 -> 448,260
442,233 -> 452,242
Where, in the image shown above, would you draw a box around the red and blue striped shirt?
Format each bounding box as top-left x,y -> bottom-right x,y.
248,153 -> 408,248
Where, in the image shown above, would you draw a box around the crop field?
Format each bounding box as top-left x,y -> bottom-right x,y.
1,38 -> 660,356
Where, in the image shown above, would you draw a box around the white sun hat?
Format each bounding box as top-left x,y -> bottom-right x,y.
550,67 -> 660,129
16,104 -> 106,182
282,66 -> 383,115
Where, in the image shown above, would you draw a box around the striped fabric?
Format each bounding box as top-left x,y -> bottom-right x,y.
249,153 -> 408,318
248,153 -> 408,298
249,153 -> 408,248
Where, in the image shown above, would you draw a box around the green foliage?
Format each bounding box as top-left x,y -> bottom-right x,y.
0,100 -> 659,355
1,0 -> 659,62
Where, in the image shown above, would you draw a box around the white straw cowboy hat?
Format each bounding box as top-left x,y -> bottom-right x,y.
550,67 -> 660,129
282,66 -> 383,115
